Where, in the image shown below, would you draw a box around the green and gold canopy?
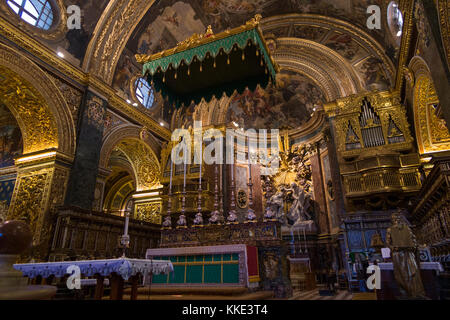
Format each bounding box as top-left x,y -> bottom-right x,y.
136,15 -> 279,108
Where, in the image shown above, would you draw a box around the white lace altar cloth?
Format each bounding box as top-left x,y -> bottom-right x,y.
14,258 -> 173,281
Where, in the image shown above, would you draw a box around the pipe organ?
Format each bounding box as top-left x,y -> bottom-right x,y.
325,90 -> 421,211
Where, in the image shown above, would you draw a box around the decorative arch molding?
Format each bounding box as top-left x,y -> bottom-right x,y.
260,13 -> 396,84
82,0 -> 157,84
409,56 -> 432,84
273,38 -> 363,99
100,124 -> 161,191
108,156 -> 136,185
0,43 -> 76,156
411,57 -> 450,154
116,138 -> 160,191
100,124 -> 160,168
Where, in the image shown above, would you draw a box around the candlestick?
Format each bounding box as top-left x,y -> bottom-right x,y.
120,209 -> 131,257
209,164 -> 220,224
177,156 -> 187,228
227,156 -> 238,224
246,151 -> 256,222
194,142 -> 203,226
163,159 -> 173,229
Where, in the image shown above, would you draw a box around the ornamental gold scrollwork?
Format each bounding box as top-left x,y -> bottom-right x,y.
117,139 -> 160,191
414,75 -> 450,154
87,96 -> 106,129
0,65 -> 58,153
7,170 -> 52,243
135,202 -> 161,224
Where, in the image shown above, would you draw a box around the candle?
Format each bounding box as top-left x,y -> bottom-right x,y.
124,210 -> 129,236
199,142 -> 202,185
183,162 -> 187,189
169,158 -> 173,193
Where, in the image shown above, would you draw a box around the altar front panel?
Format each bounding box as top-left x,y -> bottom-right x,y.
145,244 -> 259,287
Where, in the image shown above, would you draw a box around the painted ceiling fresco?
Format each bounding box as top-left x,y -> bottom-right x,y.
125,0 -> 389,57
61,0 -> 110,60
227,70 -> 325,130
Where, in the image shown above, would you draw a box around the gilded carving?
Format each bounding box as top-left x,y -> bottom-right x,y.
87,96 -> 106,128
414,75 -> 450,154
7,170 -> 52,244
326,90 -> 413,157
117,139 -> 160,191
0,65 -> 58,153
45,72 -> 83,125
135,202 -> 162,224
438,0 -> 450,67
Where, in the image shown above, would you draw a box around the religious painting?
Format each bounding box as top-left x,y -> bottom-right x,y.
323,32 -> 365,62
0,125 -> 22,168
263,26 -> 291,38
226,70 -> 325,129
0,105 -> 22,168
134,1 -> 205,56
63,0 -> 110,60
292,25 -> 328,42
355,57 -> 390,90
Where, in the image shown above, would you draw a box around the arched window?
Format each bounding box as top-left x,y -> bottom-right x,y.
7,0 -> 54,30
387,1 -> 403,39
135,78 -> 155,109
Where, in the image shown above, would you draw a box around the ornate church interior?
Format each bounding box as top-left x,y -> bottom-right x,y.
0,0 -> 449,302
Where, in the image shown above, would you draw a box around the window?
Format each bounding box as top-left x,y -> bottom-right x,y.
387,1 -> 403,38
135,78 -> 155,109
7,0 -> 54,30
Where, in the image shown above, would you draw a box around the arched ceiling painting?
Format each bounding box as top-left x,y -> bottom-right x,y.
227,70 -> 325,130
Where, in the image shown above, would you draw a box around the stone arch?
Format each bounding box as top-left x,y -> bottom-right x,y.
82,0 -> 157,84
0,43 -> 76,156
100,124 -> 161,191
273,38 -> 363,99
260,14 -> 396,87
410,56 -> 450,154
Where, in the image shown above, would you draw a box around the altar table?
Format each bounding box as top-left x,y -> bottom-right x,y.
13,258 -> 173,300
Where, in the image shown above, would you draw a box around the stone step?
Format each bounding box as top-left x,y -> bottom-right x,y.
123,286 -> 249,296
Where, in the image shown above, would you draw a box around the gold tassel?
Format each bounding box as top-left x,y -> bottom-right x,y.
200,62 -> 202,72
187,67 -> 190,76
256,49 -> 259,57
227,56 -> 230,65
213,58 -> 216,68
242,52 -> 245,61
174,72 -> 177,79
260,59 -> 263,66
163,75 -> 165,83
